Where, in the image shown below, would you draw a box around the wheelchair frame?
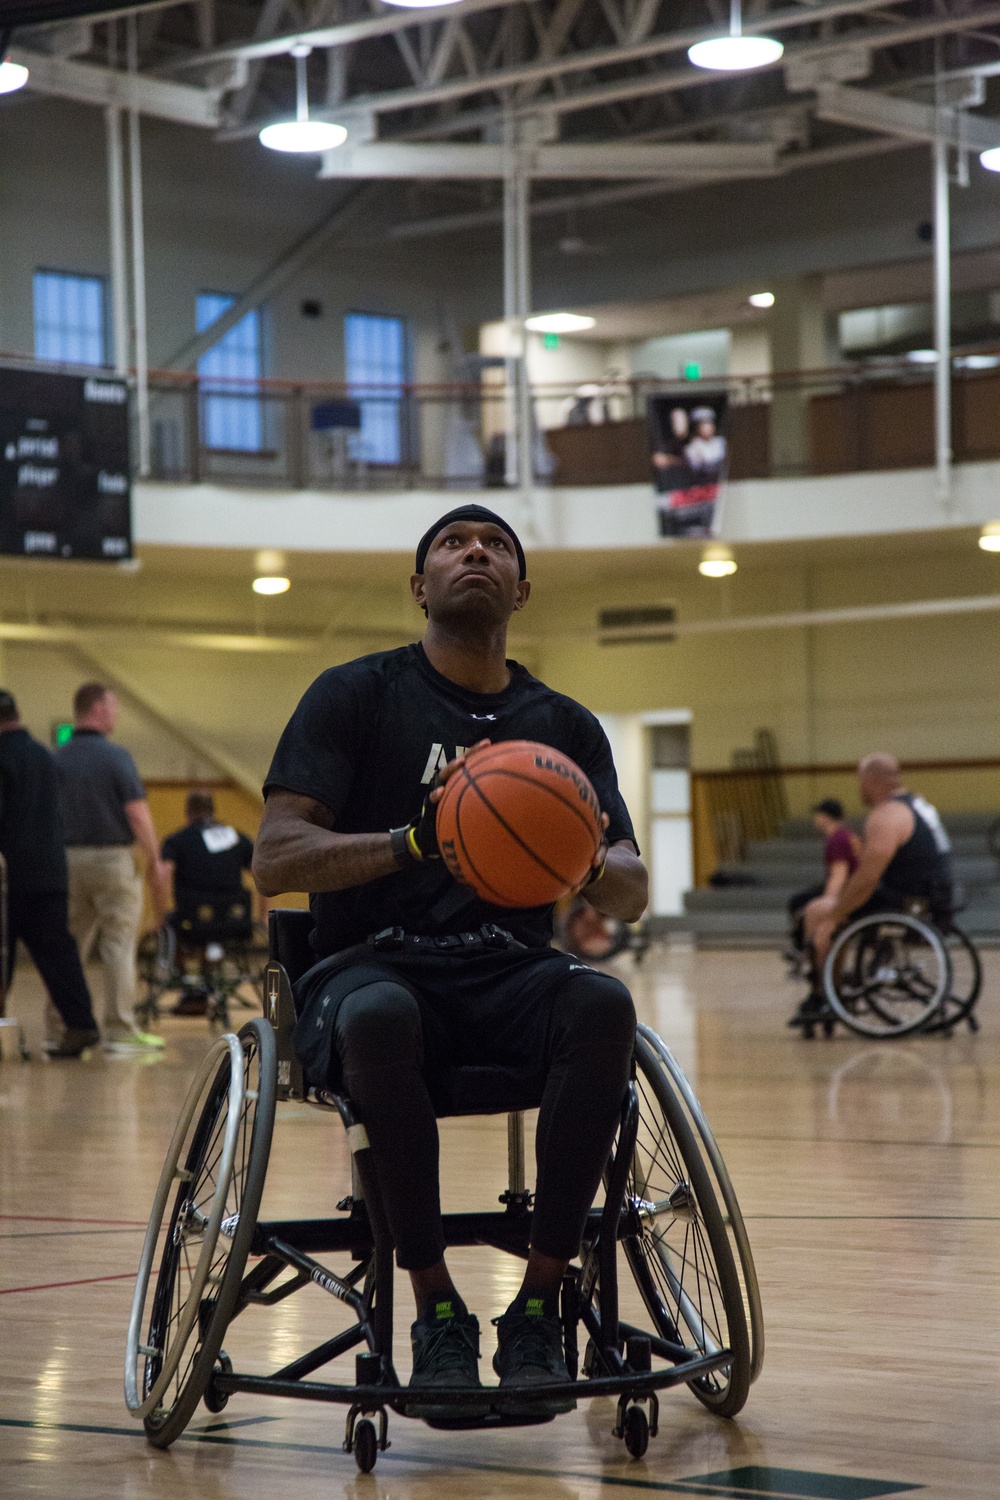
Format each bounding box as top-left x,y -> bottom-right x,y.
137,920 -> 265,1030
818,906 -> 982,1040
126,912 -> 762,1470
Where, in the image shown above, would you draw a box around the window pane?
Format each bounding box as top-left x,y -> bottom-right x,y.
345,313 -> 406,465
33,270 -> 106,366
196,292 -> 263,452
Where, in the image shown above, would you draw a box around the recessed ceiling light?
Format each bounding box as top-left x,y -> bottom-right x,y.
906,349 -> 938,364
698,545 -> 737,578
979,523 -> 1000,552
0,58 -> 28,94
252,575 -> 291,595
688,34 -> 783,71
524,313 -> 596,334
748,291 -> 775,309
955,354 -> 1000,370
980,146 -> 1000,172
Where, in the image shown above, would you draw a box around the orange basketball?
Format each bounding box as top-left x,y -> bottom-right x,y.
435,740 -> 603,908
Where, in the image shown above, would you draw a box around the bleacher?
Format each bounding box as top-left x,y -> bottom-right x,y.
659,814 -> 1000,947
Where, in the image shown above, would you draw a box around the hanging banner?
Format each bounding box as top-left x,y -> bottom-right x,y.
648,393 -> 728,539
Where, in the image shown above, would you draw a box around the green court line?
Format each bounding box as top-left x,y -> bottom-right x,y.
687,1467 -> 919,1499
0,1417 -> 920,1497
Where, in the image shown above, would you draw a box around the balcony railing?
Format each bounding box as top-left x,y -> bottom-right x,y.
4,349 -> 999,491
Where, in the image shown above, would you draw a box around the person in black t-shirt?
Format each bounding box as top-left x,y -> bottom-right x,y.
256,503 -> 648,1422
162,789 -> 255,937
161,790 -> 256,1015
0,690 -> 100,1057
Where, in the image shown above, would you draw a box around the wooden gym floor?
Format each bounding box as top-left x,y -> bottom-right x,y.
1,944 -> 996,1500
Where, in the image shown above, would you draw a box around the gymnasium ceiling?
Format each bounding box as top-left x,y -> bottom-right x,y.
6,0 -> 1000,246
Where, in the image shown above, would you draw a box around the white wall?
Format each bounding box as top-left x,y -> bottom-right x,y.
132,457 -> 1000,556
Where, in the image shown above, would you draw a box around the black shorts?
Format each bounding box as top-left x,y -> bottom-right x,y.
291,942 -> 606,1109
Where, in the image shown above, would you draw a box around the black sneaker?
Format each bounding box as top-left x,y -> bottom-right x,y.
43,1027 -> 101,1058
406,1309 -> 489,1423
493,1307 -> 576,1417
788,993 -> 826,1028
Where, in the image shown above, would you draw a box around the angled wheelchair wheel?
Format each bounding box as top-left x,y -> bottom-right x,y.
615,1033 -> 752,1418
921,924 -> 982,1035
823,913 -> 950,1039
125,1018 -> 276,1447
636,1024 -> 764,1387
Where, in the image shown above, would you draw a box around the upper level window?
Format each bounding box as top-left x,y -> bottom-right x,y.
33,270 -> 106,366
196,293 -> 263,452
345,313 -> 407,465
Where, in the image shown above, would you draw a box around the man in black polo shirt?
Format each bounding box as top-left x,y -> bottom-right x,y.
254,505 -> 648,1422
55,682 -> 169,1053
0,691 -> 100,1057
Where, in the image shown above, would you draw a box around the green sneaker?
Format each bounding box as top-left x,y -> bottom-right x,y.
407,1306 -> 489,1423
104,1030 -> 166,1054
493,1306 -> 576,1417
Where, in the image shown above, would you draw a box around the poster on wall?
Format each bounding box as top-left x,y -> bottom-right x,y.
0,367 -> 132,562
648,392 -> 728,539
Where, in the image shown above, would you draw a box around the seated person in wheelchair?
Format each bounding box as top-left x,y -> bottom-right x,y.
162,790 -> 256,1015
253,505 -> 648,1422
786,798 -> 859,963
791,753 -> 953,1026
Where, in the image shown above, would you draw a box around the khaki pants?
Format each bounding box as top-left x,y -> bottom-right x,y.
64,846 -> 144,1041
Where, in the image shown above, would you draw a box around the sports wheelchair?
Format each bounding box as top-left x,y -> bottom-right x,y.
126,910 -> 762,1471
811,902 -> 982,1041
137,897 -> 266,1030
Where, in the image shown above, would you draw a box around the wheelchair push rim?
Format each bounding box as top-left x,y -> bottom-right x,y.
616,1033 -> 752,1418
823,912 -> 950,1039
125,1020 -> 275,1425
636,1024 -> 764,1386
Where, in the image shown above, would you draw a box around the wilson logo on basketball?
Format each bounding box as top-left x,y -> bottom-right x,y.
436,740 -> 603,908
533,754 -> 601,816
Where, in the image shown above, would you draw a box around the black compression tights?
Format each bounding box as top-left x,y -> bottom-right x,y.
333,973 -> 636,1271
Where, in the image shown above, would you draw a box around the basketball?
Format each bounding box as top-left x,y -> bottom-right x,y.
435,740 -> 603,907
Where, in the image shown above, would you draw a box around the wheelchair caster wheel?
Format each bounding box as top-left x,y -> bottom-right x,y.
822,1019 -> 836,1038
354,1418 -> 378,1473
623,1404 -> 649,1459
203,1351 -> 232,1413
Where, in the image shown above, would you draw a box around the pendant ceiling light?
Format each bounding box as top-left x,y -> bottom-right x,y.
0,56 -> 28,93
688,0 -> 783,71
259,45 -> 348,153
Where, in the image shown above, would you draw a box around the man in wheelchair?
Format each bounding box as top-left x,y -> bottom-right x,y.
790,753 -> 954,1028
162,790 -> 256,1016
253,505 -> 648,1423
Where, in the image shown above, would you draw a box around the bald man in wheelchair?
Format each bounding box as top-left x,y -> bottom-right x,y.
254,507 -> 648,1422
790,753 -> 954,1028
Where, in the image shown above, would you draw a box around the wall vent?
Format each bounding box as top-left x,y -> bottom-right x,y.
597,606 -> 676,645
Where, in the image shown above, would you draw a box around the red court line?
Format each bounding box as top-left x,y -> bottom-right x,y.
0,1272 -> 136,1296
0,1214 -> 146,1226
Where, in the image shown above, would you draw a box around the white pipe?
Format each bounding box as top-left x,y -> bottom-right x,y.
105,105 -> 129,375
932,132 -> 952,509
127,17 -> 151,477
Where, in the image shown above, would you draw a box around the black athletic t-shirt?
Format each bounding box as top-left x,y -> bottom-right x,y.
161,819 -> 254,904
264,643 -> 636,957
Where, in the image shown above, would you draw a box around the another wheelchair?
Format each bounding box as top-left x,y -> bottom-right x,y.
818,903 -> 982,1040
136,896 -> 264,1030
125,911 -> 762,1471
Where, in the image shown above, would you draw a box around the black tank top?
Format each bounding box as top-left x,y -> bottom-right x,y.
882,793 -> 953,905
